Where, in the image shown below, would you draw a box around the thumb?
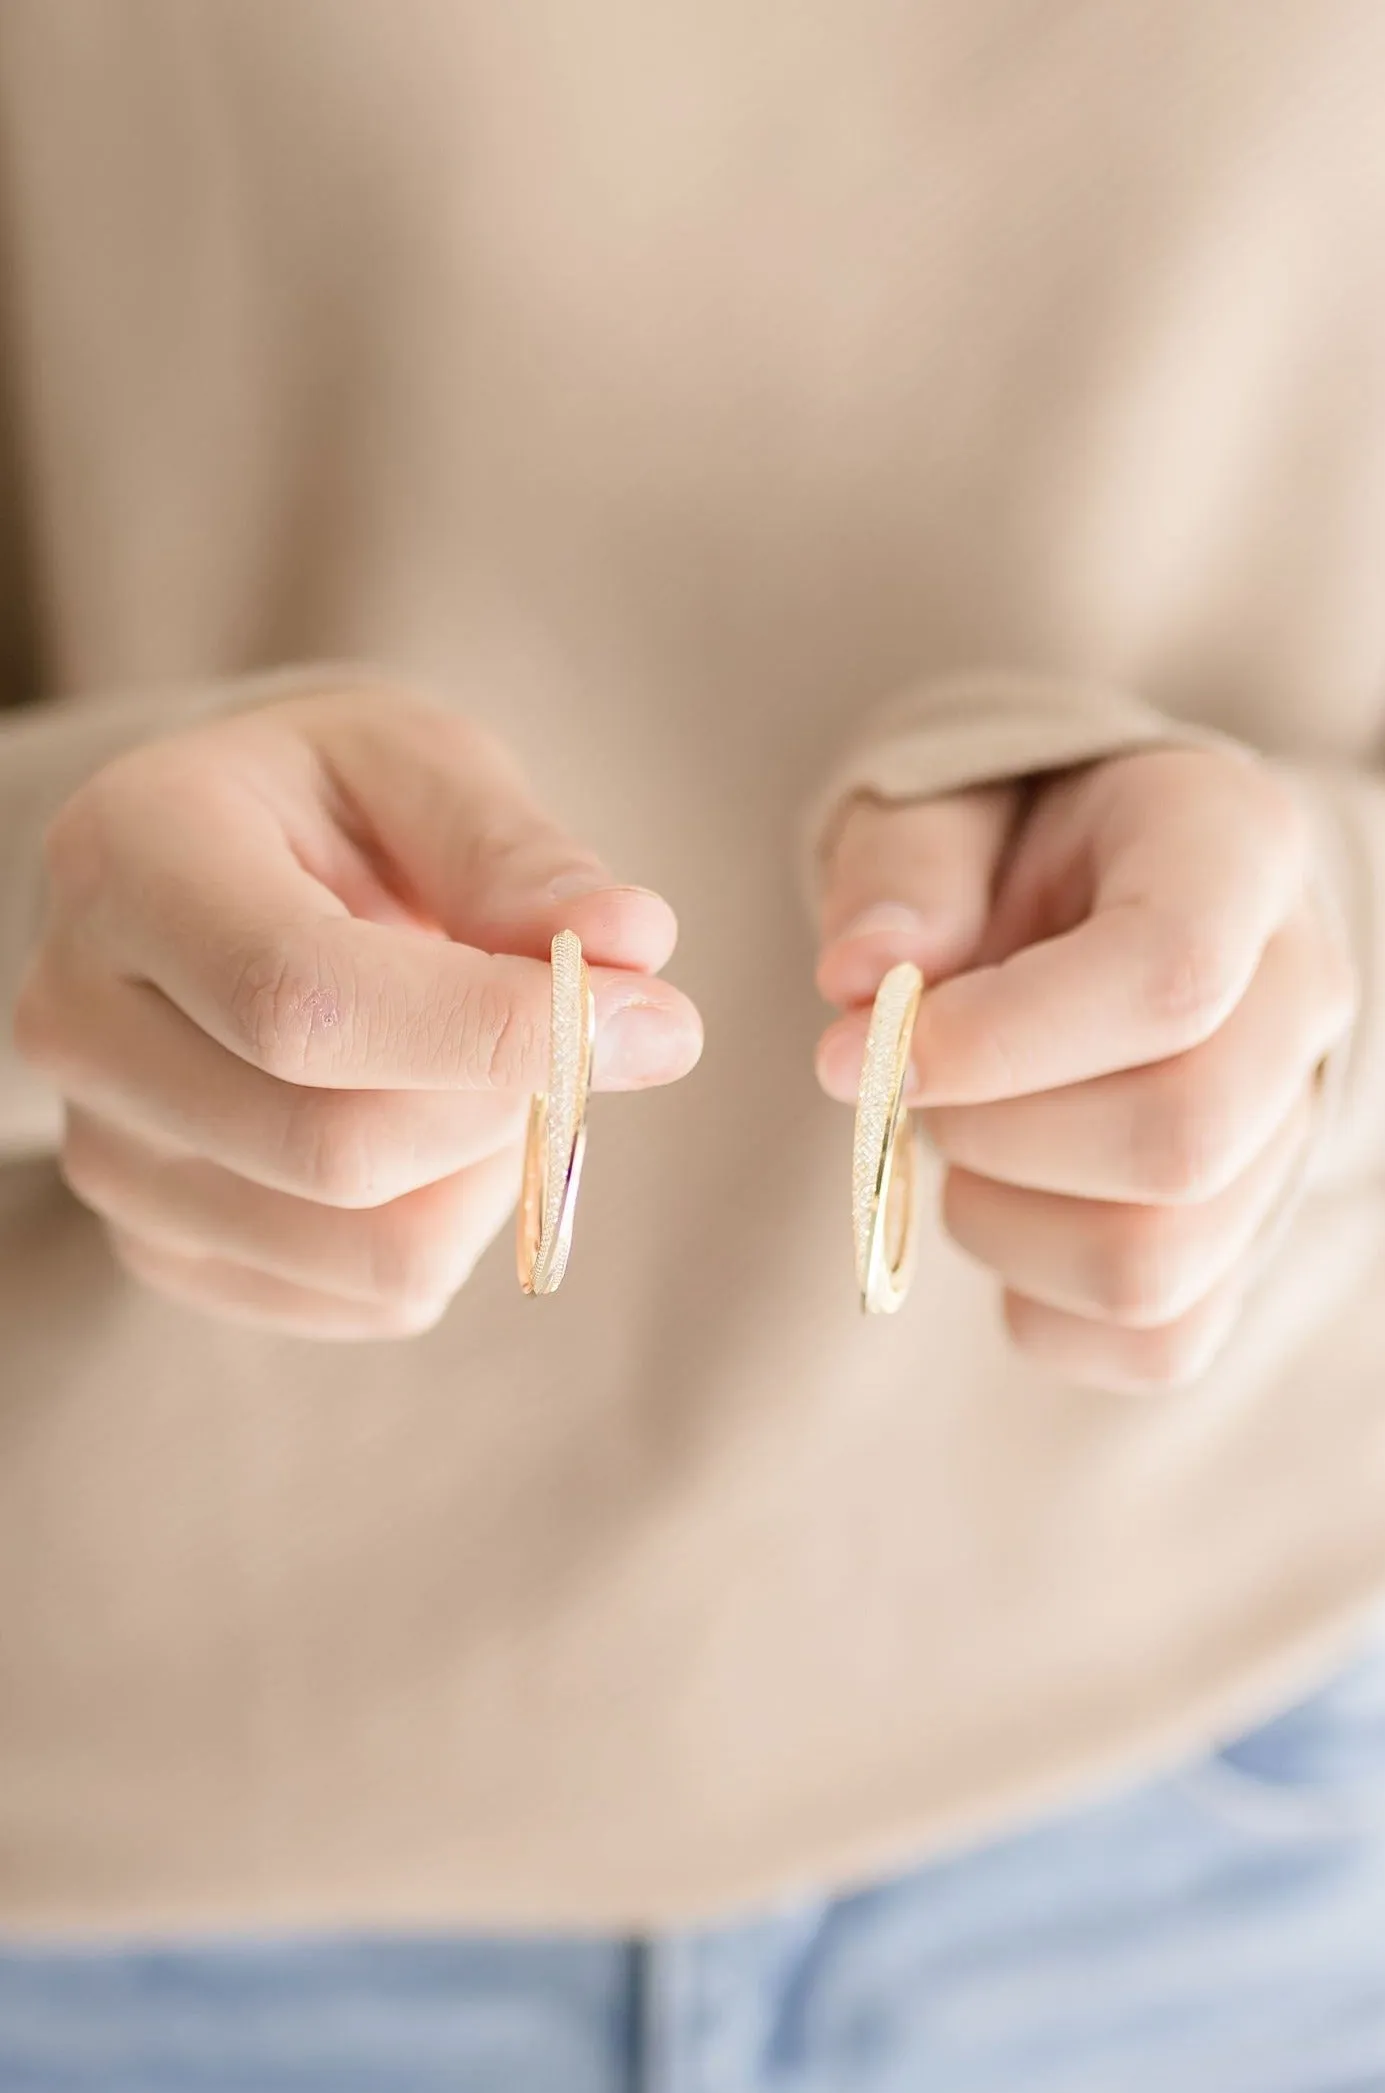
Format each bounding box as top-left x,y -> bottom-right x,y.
815,784 -> 1020,1009
291,690 -> 680,974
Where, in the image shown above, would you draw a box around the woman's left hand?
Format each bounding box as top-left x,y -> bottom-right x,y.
815,748 -> 1357,1390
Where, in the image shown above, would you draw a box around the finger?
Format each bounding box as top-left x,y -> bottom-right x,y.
823,751 -> 1307,1105
815,786 -> 1019,1007
1003,1269 -> 1247,1393
252,693 -> 682,972
60,704 -> 702,1091
25,967 -> 525,1206
70,772 -> 701,1092
916,907 -> 1350,1201
107,1226 -> 450,1342
943,1088 -> 1312,1328
64,1111 -> 519,1309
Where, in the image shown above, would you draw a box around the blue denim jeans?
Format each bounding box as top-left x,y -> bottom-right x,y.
4,1636 -> 1385,2093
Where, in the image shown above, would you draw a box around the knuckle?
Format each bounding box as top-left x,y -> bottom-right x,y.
456,970 -> 541,1090
366,1206 -> 458,1311
1089,1206 -> 1197,1326
1133,1067 -> 1237,1203
226,937 -> 338,1080
1001,1288 -> 1041,1352
11,962 -> 66,1073
426,703 -> 496,764
108,1233 -> 204,1320
459,818 -> 530,888
41,780 -> 118,903
1138,910 -> 1239,1040
106,1227 -> 146,1281
938,1166 -> 971,1242
106,1225 -> 164,1286
1125,1311 -> 1229,1391
58,1122 -> 110,1210
383,1293 -> 453,1339
954,1011 -> 1028,1098
469,814 -> 583,893
1004,1281 -> 1232,1391
279,1095 -> 392,1208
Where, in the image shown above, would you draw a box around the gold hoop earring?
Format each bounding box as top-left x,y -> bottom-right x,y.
517,929 -> 595,1296
852,960 -> 923,1316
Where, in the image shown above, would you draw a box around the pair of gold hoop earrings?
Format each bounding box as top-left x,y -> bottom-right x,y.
516,933 -> 923,1315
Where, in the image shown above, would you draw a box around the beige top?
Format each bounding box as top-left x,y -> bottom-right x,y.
4,1 -> 1385,1932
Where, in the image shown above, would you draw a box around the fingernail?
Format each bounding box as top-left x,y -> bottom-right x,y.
545,870 -> 669,904
594,998 -> 702,1085
575,881 -> 670,911
831,904 -> 932,945
818,905 -> 937,1006
546,867 -> 615,901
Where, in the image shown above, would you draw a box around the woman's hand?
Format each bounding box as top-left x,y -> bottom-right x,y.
14,686 -> 702,1337
815,749 -> 1356,1390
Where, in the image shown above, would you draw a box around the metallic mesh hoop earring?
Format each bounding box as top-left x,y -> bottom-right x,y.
852,960 -> 924,1316
517,929 -> 595,1296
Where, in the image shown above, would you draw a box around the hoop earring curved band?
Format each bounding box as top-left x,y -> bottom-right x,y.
517,929 -> 595,1297
852,960 -> 924,1316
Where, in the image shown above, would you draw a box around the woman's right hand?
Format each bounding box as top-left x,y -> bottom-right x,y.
13,685 -> 703,1338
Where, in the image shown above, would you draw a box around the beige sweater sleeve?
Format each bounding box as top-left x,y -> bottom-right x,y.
804,672 -> 1230,861
806,672 -> 1380,1196
0,687 -> 245,1159
0,667 -> 362,1162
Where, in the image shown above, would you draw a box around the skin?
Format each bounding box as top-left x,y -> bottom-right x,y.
16,703 -> 1357,1384
13,688 -> 704,1339
815,748 -> 1358,1392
